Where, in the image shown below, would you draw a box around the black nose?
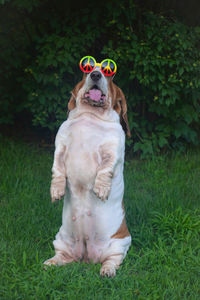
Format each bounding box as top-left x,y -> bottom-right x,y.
91,71 -> 102,81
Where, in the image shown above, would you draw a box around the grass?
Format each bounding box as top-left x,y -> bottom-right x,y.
0,136 -> 200,300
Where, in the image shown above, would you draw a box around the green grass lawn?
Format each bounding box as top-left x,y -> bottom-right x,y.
0,136 -> 199,300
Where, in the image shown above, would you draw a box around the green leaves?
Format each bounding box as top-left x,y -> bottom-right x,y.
1,1 -> 200,156
23,29 -> 98,132
103,10 -> 200,156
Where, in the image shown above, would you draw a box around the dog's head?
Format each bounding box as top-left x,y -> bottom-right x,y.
68,57 -> 131,137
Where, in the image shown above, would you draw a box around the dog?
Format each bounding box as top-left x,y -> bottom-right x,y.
44,57 -> 131,277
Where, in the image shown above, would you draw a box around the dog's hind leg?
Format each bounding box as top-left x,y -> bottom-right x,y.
44,250 -> 75,266
44,229 -> 77,266
99,236 -> 131,277
100,253 -> 123,277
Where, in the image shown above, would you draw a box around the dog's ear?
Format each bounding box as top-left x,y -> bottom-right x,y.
111,82 -> 131,138
68,93 -> 76,111
68,76 -> 86,111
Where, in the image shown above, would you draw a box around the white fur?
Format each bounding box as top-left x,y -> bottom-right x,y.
44,73 -> 131,277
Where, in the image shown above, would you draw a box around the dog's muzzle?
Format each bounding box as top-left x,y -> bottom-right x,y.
84,84 -> 106,106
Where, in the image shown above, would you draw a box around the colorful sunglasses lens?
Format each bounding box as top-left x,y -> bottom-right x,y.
80,56 -> 96,73
100,59 -> 117,76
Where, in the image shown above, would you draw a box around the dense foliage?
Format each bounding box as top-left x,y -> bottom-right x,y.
0,0 -> 200,155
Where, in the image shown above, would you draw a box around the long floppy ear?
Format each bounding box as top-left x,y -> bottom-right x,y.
111,82 -> 131,137
68,76 -> 86,111
68,93 -> 76,111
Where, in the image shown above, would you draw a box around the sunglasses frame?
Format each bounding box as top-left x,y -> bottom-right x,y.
79,56 -> 117,77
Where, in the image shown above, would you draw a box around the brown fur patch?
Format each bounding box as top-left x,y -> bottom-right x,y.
68,75 -> 87,111
108,79 -> 131,137
111,201 -> 130,239
111,216 -> 130,239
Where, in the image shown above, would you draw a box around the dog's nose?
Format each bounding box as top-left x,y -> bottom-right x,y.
91,71 -> 102,81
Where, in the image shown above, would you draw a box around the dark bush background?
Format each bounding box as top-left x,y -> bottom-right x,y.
0,0 -> 200,156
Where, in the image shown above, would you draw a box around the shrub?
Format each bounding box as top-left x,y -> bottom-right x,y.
103,8 -> 200,156
1,1 -> 200,156
23,32 -> 93,132
22,13 -> 102,133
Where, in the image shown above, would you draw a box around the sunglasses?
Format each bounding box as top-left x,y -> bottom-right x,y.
79,56 -> 117,77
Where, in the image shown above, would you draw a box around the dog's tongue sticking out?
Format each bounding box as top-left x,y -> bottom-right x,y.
85,89 -> 102,101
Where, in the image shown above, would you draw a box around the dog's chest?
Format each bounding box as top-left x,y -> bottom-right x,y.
68,118 -> 110,148
65,118 -> 119,184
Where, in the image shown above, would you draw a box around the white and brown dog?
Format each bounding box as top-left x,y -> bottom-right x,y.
44,58 -> 131,277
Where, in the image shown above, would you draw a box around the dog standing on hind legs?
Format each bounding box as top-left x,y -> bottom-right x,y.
44,56 -> 131,277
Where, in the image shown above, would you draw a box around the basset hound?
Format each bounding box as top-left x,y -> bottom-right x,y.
44,57 -> 131,277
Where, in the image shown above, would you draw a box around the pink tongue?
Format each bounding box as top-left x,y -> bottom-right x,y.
86,89 -> 102,101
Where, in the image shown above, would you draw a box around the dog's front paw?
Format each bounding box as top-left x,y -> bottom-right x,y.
93,175 -> 111,201
50,178 -> 66,202
93,184 -> 110,201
